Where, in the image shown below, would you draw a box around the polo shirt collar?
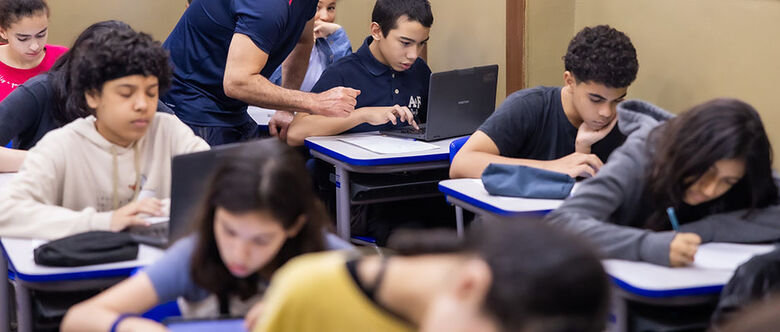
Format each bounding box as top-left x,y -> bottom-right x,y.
356,36 -> 391,77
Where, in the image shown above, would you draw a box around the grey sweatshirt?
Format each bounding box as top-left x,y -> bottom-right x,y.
545,100 -> 780,266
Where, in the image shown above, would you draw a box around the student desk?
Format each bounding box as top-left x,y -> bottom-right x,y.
305,133 -> 460,239
0,238 -> 164,332
603,243 -> 776,331
438,178 -> 569,236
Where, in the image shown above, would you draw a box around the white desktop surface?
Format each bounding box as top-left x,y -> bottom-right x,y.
604,243 -> 776,296
439,178 -> 567,215
305,132 -> 457,165
2,237 -> 164,281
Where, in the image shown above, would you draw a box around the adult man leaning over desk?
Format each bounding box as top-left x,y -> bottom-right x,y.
162,0 -> 360,145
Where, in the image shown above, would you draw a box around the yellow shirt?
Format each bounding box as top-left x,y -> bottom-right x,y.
254,251 -> 414,332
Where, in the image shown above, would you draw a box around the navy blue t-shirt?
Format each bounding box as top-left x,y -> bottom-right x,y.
478,86 -> 625,162
162,0 -> 317,127
311,36 -> 431,133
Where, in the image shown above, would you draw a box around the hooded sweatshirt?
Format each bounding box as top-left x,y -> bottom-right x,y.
545,100 -> 780,266
0,112 -> 209,239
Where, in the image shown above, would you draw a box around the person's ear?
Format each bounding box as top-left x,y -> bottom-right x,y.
452,259 -> 492,304
0,28 -> 7,41
563,71 -> 577,89
285,215 -> 307,238
370,22 -> 383,41
84,89 -> 101,110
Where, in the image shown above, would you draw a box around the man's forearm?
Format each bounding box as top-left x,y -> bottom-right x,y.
225,74 -> 318,113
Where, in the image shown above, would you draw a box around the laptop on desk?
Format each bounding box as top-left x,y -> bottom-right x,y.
381,64 -> 498,141
128,140 -> 269,247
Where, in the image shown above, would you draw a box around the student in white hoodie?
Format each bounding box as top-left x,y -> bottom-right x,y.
0,25 -> 209,239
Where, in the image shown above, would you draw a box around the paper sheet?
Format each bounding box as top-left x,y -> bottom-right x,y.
692,242 -> 776,270
339,136 -> 438,154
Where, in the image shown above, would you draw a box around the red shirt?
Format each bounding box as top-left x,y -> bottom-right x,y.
0,44 -> 68,101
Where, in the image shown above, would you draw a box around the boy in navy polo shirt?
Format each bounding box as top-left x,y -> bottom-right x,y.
450,25 -> 637,179
286,0 -> 432,146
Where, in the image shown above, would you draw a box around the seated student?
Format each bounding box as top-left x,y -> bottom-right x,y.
285,0 -> 432,146
268,0 -> 352,93
546,98 -> 780,267
248,219 -> 610,332
61,140 -> 350,332
0,20 -> 174,172
449,25 -> 638,179
0,27 -> 209,239
0,0 -> 66,101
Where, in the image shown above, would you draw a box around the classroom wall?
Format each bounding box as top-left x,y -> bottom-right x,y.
45,0 -> 184,47
573,0 -> 780,168
337,0 -> 508,104
524,0 -> 575,89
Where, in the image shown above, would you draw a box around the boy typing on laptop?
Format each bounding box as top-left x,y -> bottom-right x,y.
449,25 -> 638,179
285,0 -> 432,146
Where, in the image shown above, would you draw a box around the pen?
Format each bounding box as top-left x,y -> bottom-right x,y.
666,207 -> 680,232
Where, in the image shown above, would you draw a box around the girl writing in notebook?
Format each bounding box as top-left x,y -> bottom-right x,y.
62,140 -> 350,332
547,98 -> 780,267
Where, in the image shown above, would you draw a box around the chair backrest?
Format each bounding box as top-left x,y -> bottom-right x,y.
449,136 -> 469,163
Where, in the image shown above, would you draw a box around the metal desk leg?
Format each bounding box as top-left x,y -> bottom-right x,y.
455,206 -> 464,238
607,292 -> 628,332
335,166 -> 351,240
0,256 -> 8,332
12,281 -> 30,332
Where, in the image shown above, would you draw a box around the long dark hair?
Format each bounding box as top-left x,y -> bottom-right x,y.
388,218 -> 609,332
0,0 -> 48,30
645,98 -> 778,230
49,20 -> 133,125
190,140 -> 330,300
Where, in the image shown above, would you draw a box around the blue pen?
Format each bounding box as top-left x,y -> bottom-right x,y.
666,207 -> 680,232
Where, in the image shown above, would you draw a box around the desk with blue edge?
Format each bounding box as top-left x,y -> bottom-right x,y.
305,132 -> 461,240
0,238 -> 164,332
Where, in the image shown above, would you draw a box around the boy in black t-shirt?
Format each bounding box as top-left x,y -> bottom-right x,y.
450,25 -> 638,179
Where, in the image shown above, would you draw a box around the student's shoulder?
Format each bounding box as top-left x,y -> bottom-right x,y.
31,117 -> 91,152
325,53 -> 363,74
45,45 -> 68,57
505,86 -> 559,105
273,251 -> 349,286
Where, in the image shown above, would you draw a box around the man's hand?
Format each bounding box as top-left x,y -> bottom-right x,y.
313,87 -> 360,117
358,105 -> 418,128
269,110 -> 295,141
313,20 -> 341,39
669,233 -> 701,267
110,198 -> 163,231
575,115 -> 618,153
547,152 -> 604,178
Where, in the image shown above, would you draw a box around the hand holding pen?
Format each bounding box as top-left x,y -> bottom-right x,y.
666,207 -> 702,267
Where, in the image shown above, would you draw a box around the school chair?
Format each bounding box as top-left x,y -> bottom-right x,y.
449,137 -> 469,163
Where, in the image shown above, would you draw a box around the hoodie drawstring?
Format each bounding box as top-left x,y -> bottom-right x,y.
110,143 -> 142,210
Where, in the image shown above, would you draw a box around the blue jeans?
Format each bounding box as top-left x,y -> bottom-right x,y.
187,122 -> 264,146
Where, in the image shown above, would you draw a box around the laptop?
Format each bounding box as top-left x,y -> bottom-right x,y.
380,64 -> 498,141
127,140 -> 268,247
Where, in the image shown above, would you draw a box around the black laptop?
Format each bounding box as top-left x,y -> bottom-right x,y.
127,140 -> 271,247
380,64 -> 498,141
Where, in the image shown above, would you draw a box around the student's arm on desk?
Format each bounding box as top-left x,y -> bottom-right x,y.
0,136 -> 151,239
223,33 -> 359,117
286,105 -> 418,146
62,273 -> 166,332
545,133 -> 697,267
681,185 -> 780,244
0,147 -> 26,172
448,130 -> 603,179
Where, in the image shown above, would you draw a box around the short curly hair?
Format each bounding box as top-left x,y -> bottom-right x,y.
563,25 -> 638,88
71,28 -> 171,113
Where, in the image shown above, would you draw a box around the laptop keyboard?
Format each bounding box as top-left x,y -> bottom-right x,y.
398,126 -> 426,135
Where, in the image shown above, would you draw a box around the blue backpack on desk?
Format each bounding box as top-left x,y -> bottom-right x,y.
481,164 -> 574,199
